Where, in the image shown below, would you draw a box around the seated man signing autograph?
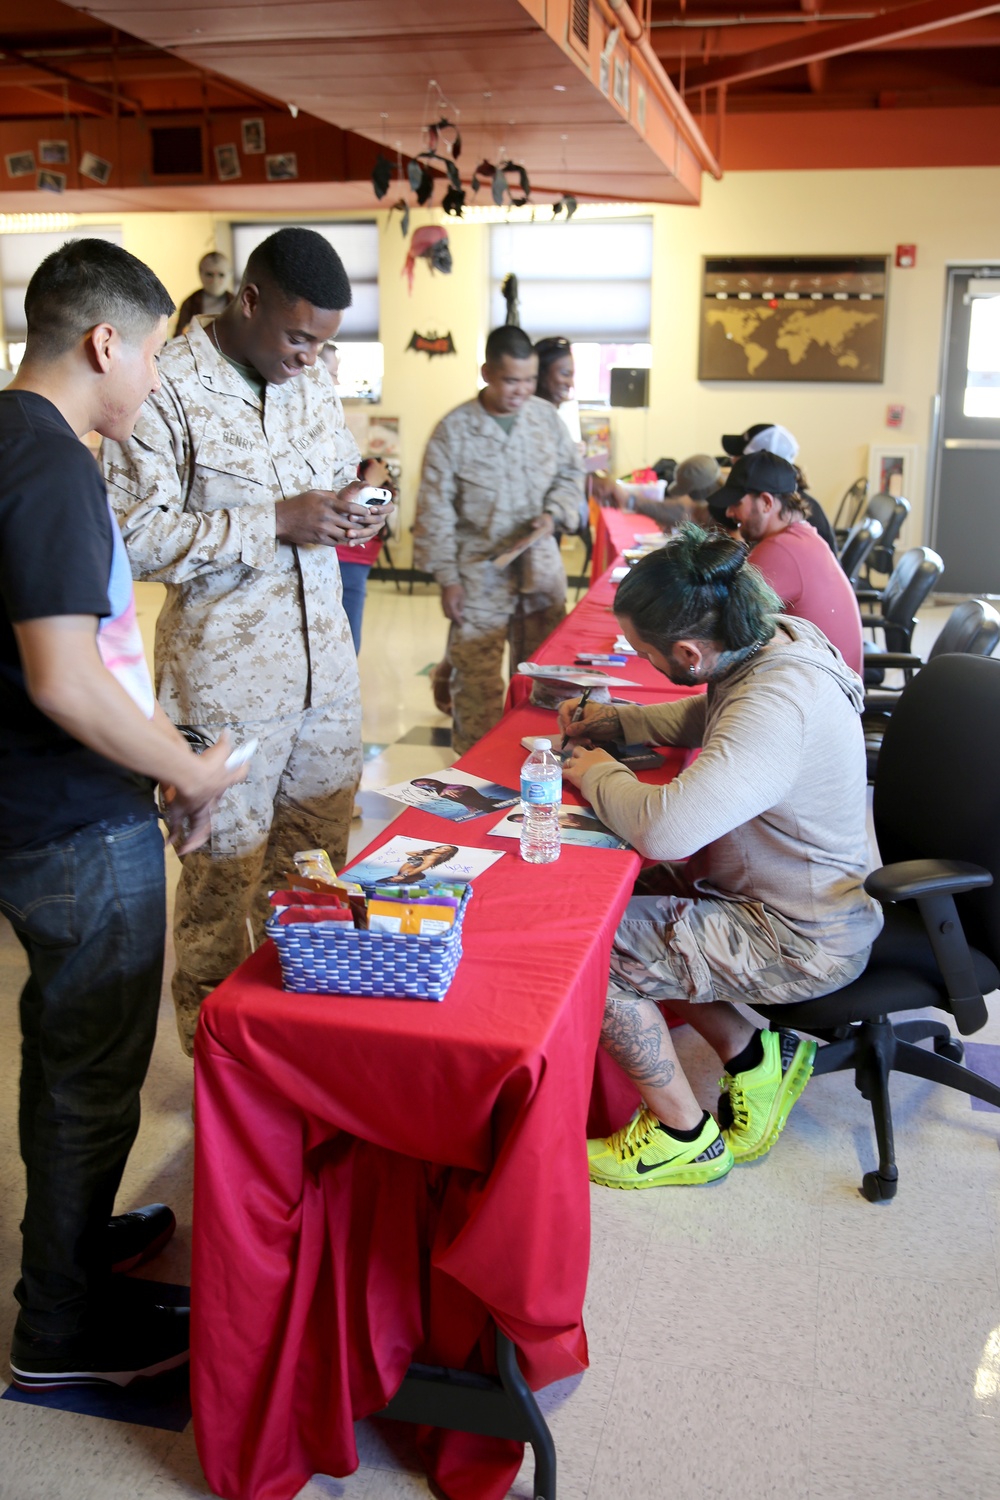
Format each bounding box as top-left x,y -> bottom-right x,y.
561,525 -> 882,1188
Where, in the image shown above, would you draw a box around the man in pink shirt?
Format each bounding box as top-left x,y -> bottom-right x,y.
709,452 -> 863,675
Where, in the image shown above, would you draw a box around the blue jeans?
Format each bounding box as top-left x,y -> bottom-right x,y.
0,815 -> 165,1337
340,560 -> 372,654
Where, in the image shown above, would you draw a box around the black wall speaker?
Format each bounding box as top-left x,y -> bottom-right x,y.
609,367 -> 650,408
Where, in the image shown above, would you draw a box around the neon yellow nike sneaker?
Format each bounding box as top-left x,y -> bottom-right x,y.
719,1028 -> 817,1162
587,1108 -> 734,1189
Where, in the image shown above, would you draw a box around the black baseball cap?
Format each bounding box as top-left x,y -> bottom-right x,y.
708,451 -> 799,519
720,422 -> 776,459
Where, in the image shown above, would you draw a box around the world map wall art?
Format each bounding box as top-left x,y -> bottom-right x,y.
698,256 -> 888,383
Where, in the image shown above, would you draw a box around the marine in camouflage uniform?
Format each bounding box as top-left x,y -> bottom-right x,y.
102,316 -> 363,1054
414,393 -> 583,754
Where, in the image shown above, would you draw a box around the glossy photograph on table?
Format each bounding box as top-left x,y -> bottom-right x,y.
489,806 -> 630,850
379,769 -> 520,822
344,837 -> 505,888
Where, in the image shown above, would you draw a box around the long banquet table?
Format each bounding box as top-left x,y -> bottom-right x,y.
590,504 -> 659,580
191,557 -> 701,1500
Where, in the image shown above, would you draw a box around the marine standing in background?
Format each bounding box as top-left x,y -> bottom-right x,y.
414,324 -> 583,754
103,227 -> 393,1054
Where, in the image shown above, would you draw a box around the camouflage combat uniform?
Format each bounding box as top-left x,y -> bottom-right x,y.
413,395 -> 583,754
102,317 -> 362,1054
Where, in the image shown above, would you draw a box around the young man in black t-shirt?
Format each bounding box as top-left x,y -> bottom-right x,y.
0,240 -> 245,1391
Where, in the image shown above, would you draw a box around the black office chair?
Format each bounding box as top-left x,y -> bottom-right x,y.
860,546 -> 944,678
838,517 -> 882,588
861,600 -> 1000,778
862,492 -> 910,582
753,653 -> 1000,1202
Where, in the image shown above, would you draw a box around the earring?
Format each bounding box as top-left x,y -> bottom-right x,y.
689,664 -> 696,675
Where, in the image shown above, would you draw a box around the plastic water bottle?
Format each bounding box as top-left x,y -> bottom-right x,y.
519,738 -> 562,864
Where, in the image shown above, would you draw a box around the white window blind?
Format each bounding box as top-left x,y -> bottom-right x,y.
231,221 -> 379,340
0,225 -> 123,339
490,219 -> 653,342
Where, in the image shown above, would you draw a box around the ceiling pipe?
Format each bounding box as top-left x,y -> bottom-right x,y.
607,0 -> 644,41
592,0 -> 723,176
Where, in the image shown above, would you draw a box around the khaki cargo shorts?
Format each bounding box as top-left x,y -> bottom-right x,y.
609,865 -> 869,1009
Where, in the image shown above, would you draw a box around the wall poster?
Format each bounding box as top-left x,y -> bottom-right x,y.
698,256 -> 888,383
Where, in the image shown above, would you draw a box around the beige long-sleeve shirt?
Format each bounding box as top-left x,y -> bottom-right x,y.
581,616 -> 882,957
413,394 -> 583,591
101,318 -> 360,726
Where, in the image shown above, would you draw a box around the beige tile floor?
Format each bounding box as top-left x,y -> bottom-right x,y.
1,582 -> 1000,1500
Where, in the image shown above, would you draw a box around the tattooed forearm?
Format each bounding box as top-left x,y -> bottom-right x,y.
601,991 -> 676,1088
578,705 -> 621,743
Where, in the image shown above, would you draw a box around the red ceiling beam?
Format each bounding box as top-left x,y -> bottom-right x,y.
681,0 -> 1000,89
0,45 -> 144,113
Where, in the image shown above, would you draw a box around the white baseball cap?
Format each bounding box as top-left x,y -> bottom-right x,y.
742,424 -> 799,463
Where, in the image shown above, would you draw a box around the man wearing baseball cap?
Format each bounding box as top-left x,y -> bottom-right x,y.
709,452 -> 863,674
596,453 -> 721,530
720,424 -> 836,551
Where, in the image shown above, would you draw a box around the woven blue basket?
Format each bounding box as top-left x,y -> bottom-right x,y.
265,887 -> 472,1001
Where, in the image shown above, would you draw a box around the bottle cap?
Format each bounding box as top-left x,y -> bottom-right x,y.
533,738 -> 552,750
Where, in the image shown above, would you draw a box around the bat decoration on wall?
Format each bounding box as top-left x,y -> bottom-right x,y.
406,331 -> 457,358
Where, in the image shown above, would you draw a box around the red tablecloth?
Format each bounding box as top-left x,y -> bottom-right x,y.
191,553 -> 702,1500
590,506 -> 659,581
506,557 -> 687,711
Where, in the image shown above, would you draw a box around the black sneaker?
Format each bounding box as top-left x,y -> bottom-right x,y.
9,1303 -> 190,1391
106,1203 -> 176,1274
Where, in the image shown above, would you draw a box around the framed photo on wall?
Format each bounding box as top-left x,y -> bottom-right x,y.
698,255 -> 889,383
265,152 -> 298,181
241,118 -> 265,154
214,143 -> 241,181
868,443 -> 919,500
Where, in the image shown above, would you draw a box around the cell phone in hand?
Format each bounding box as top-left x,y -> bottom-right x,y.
358,486 -> 392,508
225,737 -> 258,770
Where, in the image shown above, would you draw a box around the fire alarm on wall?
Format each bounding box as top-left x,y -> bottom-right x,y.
895,245 -> 917,269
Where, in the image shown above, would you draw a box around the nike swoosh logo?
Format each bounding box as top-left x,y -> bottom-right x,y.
636,1151 -> 681,1174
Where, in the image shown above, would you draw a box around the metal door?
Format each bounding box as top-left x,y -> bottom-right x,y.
930,268 -> 1000,595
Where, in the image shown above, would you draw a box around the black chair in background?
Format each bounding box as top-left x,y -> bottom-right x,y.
753,653 -> 1000,1202
574,498 -> 594,597
862,491 -> 910,583
859,546 -> 944,681
861,600 -> 1000,778
838,517 -> 883,588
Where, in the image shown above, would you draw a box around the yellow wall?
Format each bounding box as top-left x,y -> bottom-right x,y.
615,167 -> 1000,551
28,166 -> 1000,562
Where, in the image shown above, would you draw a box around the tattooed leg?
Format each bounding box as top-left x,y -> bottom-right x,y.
602,988 -> 705,1130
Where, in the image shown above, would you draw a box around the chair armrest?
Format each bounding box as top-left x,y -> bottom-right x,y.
865,860 -> 992,1034
854,588 -> 880,602
859,612 -> 886,627
865,859 -> 992,902
860,653 -> 923,671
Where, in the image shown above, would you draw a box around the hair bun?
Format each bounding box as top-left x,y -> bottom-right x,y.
687,531 -> 748,588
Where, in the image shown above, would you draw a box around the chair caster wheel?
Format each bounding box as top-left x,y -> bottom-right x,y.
861,1170 -> 897,1202
933,1035 -> 964,1063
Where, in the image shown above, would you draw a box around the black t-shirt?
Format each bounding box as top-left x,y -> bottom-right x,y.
799,489 -> 837,553
0,390 -> 154,851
